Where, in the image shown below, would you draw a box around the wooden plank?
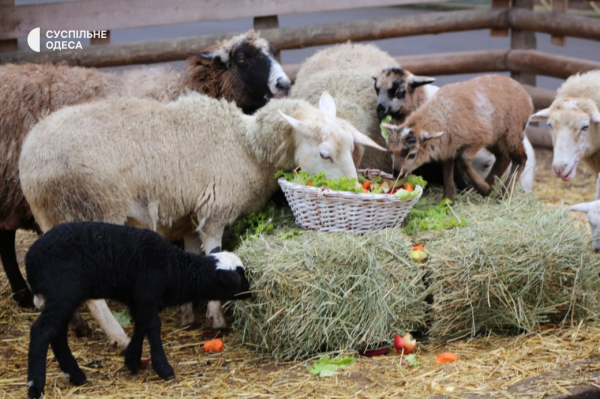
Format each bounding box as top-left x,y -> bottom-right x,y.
90,30 -> 110,46
522,84 -> 555,109
510,0 -> 537,86
0,9 -> 509,67
506,49 -> 600,79
254,15 -> 281,62
490,0 -> 510,36
508,8 -> 600,41
551,0 -> 569,46
0,0 -> 446,40
0,0 -> 17,52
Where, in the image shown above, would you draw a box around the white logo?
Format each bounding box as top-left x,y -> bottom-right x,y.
27,27 -> 41,52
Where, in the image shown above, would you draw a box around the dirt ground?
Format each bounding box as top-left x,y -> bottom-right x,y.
1,148 -> 599,398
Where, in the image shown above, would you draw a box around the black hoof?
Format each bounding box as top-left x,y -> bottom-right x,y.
155,364 -> 175,380
125,358 -> 142,374
13,290 -> 34,308
27,384 -> 43,399
69,369 -> 87,386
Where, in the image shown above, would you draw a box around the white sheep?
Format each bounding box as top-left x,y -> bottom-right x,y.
292,43 -> 399,171
569,201 -> 600,252
374,68 -> 536,192
19,91 -> 384,349
529,70 -> 600,184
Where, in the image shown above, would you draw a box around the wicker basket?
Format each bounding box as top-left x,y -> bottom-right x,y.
278,169 -> 423,234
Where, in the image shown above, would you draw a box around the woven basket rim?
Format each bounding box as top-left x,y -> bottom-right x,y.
277,178 -> 423,201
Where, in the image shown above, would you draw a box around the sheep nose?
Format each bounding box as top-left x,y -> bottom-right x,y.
553,164 -> 565,177
275,77 -> 291,95
377,104 -> 387,119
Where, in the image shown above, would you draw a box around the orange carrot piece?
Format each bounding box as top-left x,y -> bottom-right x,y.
404,183 -> 414,192
362,187 -> 369,193
363,181 -> 372,190
307,181 -> 313,186
435,352 -> 458,363
203,338 -> 224,352
412,244 -> 424,251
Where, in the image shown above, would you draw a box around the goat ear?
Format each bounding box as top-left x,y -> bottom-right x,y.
352,130 -> 387,152
319,91 -> 337,118
569,202 -> 592,214
381,123 -> 399,132
279,110 -> 311,137
421,131 -> 444,141
529,108 -> 551,122
194,48 -> 230,64
407,74 -> 436,89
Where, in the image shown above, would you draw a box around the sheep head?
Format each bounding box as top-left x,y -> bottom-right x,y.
373,67 -> 435,121
384,121 -> 444,179
188,30 -> 291,114
279,92 -> 386,180
531,98 -> 600,182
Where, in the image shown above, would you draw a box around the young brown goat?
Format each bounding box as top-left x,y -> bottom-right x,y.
385,75 -> 532,200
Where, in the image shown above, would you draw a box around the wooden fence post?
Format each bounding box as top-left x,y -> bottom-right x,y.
551,0 -> 568,46
0,0 -> 18,52
490,0 -> 509,37
254,15 -> 281,62
510,0 -> 537,86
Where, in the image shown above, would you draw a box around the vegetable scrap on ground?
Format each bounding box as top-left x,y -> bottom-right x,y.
1,148 -> 599,398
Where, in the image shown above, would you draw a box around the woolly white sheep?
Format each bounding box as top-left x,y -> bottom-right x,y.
529,70 -> 600,183
25,222 -> 251,399
374,67 -> 536,192
19,91 -> 384,349
292,43 -> 399,171
385,75 -> 532,200
0,30 -> 290,310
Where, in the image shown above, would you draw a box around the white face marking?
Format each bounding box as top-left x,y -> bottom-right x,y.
27,381 -> 33,388
33,294 -> 45,309
267,56 -> 290,97
212,252 -> 243,271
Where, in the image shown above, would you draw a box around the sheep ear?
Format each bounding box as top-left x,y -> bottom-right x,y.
529,108 -> 551,122
592,111 -> 600,123
216,269 -> 242,288
407,74 -> 436,89
569,202 -> 592,214
353,131 -> 387,152
279,110 -> 311,138
319,91 -> 337,118
421,131 -> 444,141
195,48 -> 230,64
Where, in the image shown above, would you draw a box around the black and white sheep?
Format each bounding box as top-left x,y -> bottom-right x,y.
0,30 -> 289,309
26,221 -> 250,399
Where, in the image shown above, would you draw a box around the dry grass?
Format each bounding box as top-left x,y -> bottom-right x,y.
1,148 -> 599,398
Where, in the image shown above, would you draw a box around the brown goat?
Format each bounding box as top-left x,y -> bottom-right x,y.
0,30 -> 290,308
385,75 -> 532,200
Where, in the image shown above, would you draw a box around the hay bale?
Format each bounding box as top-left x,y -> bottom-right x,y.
420,191 -> 600,341
231,191 -> 600,360
231,231 -> 429,361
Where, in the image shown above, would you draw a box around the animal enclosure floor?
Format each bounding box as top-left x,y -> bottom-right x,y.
1,148 -> 599,398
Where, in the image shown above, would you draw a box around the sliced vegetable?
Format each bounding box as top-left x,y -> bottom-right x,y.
308,355 -> 355,377
410,249 -> 428,262
435,352 -> 459,364
412,244 -> 424,251
394,333 -> 417,354
203,338 -> 224,352
380,115 -> 393,141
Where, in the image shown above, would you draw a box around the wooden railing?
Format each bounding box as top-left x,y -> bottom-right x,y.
1,0 -> 598,146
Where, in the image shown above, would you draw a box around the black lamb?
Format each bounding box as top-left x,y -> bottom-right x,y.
25,222 -> 251,399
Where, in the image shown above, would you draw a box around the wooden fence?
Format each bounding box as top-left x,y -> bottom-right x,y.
1,0 -> 599,146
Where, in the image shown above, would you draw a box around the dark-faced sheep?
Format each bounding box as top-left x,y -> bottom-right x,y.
0,30 -> 289,309
385,75 -> 532,200
25,222 -> 250,399
19,91 -> 384,349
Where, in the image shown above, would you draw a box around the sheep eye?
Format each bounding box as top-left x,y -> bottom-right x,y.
320,152 -> 331,160
581,124 -> 589,133
408,153 -> 416,160
236,53 -> 246,63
